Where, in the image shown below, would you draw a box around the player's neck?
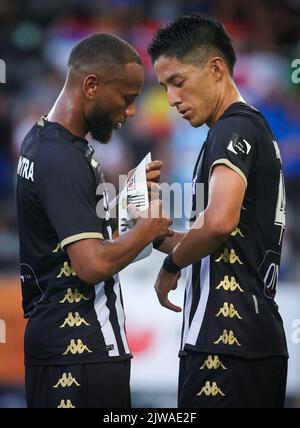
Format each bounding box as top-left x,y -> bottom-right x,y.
47,89 -> 88,139
208,80 -> 245,128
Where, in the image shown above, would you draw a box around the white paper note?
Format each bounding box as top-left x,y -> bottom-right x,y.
118,153 -> 153,263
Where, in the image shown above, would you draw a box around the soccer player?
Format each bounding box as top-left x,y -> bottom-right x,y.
148,14 -> 288,408
17,33 -> 172,408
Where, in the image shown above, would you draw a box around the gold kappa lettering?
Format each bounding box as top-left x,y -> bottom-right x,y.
53,373 -> 80,388
215,276 -> 244,292
63,339 -> 93,355
60,312 -> 90,328
215,248 -> 243,264
214,330 -> 242,346
57,399 -> 75,408
231,227 -> 245,238
215,302 -> 242,319
57,262 -> 77,278
197,381 -> 225,397
59,289 -> 89,304
200,355 -> 227,370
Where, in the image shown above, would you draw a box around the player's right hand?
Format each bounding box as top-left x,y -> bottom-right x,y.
129,199 -> 173,241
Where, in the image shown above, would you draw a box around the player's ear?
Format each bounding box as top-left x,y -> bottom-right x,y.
209,57 -> 226,81
83,74 -> 100,100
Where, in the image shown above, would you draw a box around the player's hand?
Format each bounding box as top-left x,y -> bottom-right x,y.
154,267 -> 182,312
129,199 -> 173,241
146,160 -> 162,201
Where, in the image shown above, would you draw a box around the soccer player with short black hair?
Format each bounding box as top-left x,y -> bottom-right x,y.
148,14 -> 288,408
17,33 -> 172,408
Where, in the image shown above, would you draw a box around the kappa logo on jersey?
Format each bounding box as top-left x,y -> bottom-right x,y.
215,302 -> 242,319
231,227 -> 245,238
214,330 -> 242,347
53,373 -> 80,388
63,339 -> 93,355
227,133 -> 251,160
200,355 -> 227,370
215,275 -> 244,292
197,381 -> 225,397
215,248 -> 243,264
57,262 -> 77,278
60,312 -> 90,328
17,156 -> 34,182
57,399 -> 75,408
59,288 -> 89,304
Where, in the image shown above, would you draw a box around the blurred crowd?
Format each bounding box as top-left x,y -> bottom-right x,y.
0,0 -> 300,281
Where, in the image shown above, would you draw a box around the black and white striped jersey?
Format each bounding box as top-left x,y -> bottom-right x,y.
17,117 -> 131,366
180,102 -> 288,359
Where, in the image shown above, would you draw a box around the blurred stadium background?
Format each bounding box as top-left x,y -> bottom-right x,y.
0,0 -> 300,408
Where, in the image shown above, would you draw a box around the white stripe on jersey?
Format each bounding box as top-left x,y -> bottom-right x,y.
185,255 -> 210,347
113,274 -> 130,354
181,264 -> 193,350
94,281 -> 120,357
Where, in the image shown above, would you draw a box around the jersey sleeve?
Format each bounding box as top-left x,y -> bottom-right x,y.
35,142 -> 104,250
208,115 -> 258,186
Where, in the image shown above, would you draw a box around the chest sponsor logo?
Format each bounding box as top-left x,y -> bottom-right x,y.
59,288 -> 89,304
53,373 -> 80,388
197,381 -> 225,397
200,355 -> 227,370
214,329 -> 242,347
215,276 -> 244,292
63,339 -> 93,355
17,156 -> 34,182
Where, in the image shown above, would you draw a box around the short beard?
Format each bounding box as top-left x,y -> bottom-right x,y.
86,104 -> 114,144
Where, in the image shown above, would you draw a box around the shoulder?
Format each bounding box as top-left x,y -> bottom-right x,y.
35,134 -> 92,181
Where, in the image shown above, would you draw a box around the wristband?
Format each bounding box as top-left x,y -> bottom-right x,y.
153,237 -> 166,249
163,253 -> 181,274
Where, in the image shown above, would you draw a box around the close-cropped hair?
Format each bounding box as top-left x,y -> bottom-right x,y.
68,33 -> 142,69
148,14 -> 236,76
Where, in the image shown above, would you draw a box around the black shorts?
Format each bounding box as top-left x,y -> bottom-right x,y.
178,351 -> 287,408
25,359 -> 131,408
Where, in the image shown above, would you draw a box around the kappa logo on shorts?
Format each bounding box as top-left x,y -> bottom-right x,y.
53,373 -> 81,388
227,134 -> 251,160
200,355 -> 227,370
197,381 -> 225,397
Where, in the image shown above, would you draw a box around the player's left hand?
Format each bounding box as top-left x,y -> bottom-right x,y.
154,267 -> 182,312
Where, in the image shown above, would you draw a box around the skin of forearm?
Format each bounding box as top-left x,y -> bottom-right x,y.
157,231 -> 186,254
99,223 -> 154,279
171,211 -> 231,268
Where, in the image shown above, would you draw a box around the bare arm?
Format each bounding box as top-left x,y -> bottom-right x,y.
67,200 -> 172,285
171,165 -> 246,267
154,165 -> 246,311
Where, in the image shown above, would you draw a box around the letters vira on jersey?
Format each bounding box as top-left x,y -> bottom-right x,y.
17,156 -> 34,182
